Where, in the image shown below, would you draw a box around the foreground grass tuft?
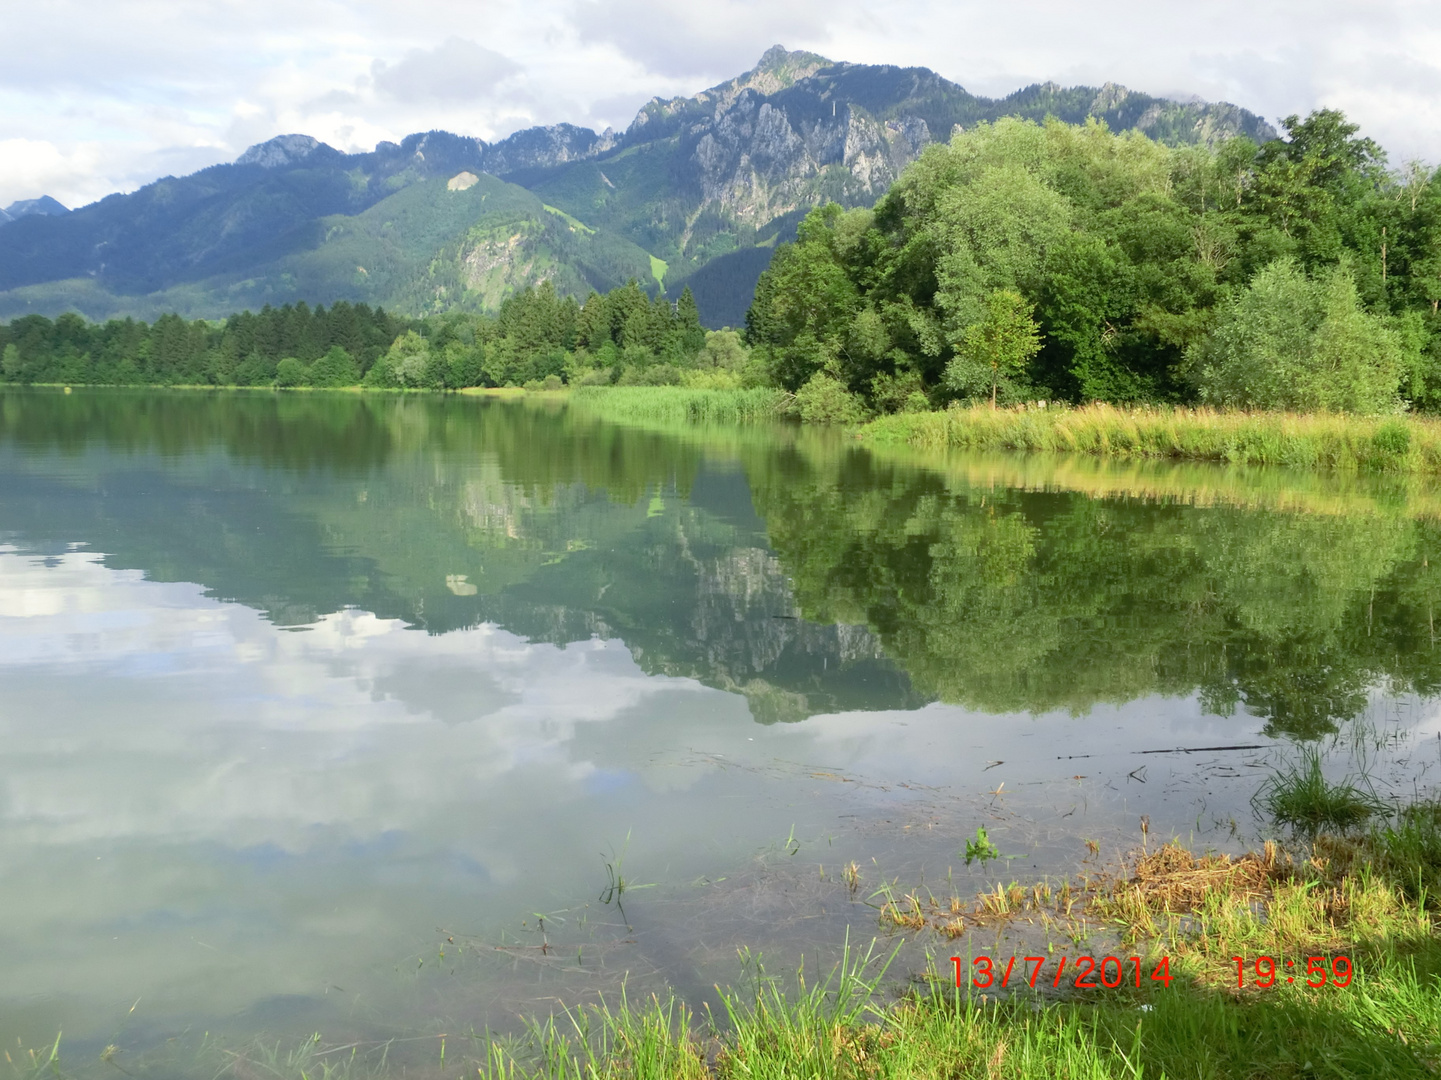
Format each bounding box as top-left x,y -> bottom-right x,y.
1253,748 -> 1391,835
475,945 -> 1441,1079
1371,801 -> 1441,903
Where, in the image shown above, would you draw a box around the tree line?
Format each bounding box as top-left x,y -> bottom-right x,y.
0,301 -> 404,387
0,281 -> 754,391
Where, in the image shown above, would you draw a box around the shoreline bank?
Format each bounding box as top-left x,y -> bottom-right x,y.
859,403 -> 1441,475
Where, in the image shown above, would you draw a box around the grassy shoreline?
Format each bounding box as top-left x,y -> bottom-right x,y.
18,814 -> 1439,1078
22,384 -> 1441,482
860,403 -> 1441,474
474,805 -> 1441,1080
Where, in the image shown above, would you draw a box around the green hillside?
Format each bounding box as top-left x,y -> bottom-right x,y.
0,174 -> 661,321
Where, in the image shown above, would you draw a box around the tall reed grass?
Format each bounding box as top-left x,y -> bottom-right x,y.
568,386 -> 791,426
862,403 -> 1441,474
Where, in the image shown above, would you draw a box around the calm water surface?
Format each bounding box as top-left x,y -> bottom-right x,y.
2,389 -> 1440,1074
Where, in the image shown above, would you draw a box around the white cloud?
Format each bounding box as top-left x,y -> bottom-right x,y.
1,0 -> 1440,207
0,139 -> 99,213
570,0 -> 840,79
370,37 -> 522,103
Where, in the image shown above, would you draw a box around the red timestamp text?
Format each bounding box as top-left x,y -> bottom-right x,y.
1232,955 -> 1352,988
952,954 -> 1175,990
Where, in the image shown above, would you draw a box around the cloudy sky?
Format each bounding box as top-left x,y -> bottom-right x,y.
3,0 -> 1440,210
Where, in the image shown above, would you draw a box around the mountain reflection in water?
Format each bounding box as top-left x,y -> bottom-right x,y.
5,388 -> 1440,735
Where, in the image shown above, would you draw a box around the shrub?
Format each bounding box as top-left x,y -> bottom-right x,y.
233,353 -> 276,386
361,355 -> 400,388
618,363 -> 683,386
795,373 -> 869,424
870,370 -> 928,414
274,357 -> 309,387
575,367 -> 615,386
1189,260 -> 1402,413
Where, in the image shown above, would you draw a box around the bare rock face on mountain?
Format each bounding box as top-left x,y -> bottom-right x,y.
482,124 -> 619,175
627,48 -> 1276,234
236,134 -> 323,168
680,91 -> 934,227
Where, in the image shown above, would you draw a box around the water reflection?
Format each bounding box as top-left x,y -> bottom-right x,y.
8,389 -> 1441,736
748,448 -> 1441,737
1,389 -> 1440,1068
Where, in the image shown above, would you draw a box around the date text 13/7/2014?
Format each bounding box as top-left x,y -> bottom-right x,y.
953,955 -> 1354,990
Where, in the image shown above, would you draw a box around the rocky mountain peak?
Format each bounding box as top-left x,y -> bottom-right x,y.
716,45 -> 832,108
750,45 -> 831,83
629,45 -> 835,137
1090,82 -> 1132,112
236,134 -> 325,168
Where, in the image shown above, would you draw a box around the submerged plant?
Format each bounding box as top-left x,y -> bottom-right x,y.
963,825 -> 1001,866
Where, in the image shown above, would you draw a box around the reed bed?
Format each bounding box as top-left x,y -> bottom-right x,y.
862,443 -> 1441,521
568,386 -> 791,426
862,403 -> 1441,474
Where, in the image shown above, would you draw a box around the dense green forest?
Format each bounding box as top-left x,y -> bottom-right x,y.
0,282 -> 741,391
748,110 -> 1441,415
4,109 -> 1440,416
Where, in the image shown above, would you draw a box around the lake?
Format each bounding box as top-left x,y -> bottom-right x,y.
2,389 -> 1439,1075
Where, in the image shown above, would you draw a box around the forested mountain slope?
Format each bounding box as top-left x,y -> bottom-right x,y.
0,47 -> 1274,327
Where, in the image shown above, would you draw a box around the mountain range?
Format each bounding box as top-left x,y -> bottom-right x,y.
0,46 -> 1276,329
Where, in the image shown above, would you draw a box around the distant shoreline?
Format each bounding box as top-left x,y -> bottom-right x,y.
15,382 -> 1441,478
